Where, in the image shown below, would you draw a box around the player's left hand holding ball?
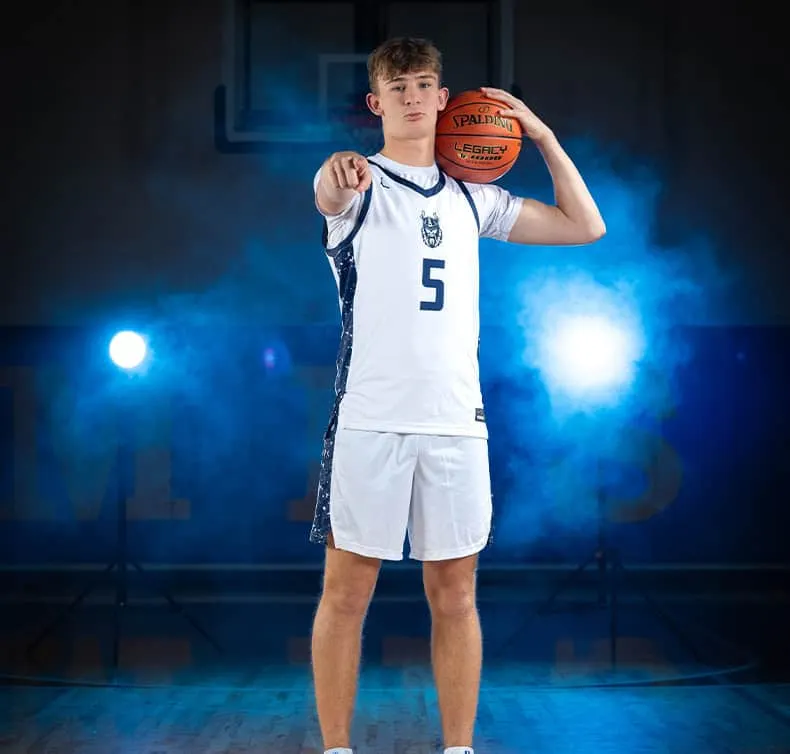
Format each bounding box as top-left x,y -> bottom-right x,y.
479,87 -> 553,144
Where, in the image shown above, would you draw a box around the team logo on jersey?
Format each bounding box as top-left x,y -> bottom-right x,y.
420,211 -> 443,248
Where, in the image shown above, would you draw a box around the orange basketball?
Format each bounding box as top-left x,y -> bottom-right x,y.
435,90 -> 522,183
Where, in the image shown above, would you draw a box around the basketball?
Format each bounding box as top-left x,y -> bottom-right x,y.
435,90 -> 522,184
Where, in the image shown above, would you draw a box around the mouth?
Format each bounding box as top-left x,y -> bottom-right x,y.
405,112 -> 425,121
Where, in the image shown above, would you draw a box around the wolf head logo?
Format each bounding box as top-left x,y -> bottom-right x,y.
420,211 -> 442,248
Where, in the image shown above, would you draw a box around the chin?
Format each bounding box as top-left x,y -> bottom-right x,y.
400,123 -> 436,141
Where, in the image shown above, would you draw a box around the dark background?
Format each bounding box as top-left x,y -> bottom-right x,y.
0,0 -> 788,568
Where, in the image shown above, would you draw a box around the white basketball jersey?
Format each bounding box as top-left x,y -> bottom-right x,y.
314,154 -> 522,439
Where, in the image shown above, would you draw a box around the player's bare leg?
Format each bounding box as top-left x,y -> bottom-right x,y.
423,554 -> 482,749
311,535 -> 381,750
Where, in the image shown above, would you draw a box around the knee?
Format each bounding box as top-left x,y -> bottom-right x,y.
322,583 -> 373,617
321,571 -> 377,617
424,577 -> 477,619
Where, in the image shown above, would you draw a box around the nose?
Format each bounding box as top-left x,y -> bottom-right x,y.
403,83 -> 422,105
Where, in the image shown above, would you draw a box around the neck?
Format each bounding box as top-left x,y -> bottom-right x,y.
379,137 -> 436,167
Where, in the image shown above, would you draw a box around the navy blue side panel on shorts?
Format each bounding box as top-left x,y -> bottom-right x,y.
310,189 -> 370,545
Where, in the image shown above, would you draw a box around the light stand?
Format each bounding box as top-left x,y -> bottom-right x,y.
496,313 -> 753,675
532,458 -> 706,668
496,449 -> 753,676
27,362 -> 221,670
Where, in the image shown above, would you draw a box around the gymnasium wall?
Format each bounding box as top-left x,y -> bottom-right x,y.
0,0 -> 788,566
1,0 -> 785,327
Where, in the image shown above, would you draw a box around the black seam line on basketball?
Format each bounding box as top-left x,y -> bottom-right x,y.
443,157 -> 517,173
437,133 -> 523,142
438,153 -> 519,171
445,99 -> 516,112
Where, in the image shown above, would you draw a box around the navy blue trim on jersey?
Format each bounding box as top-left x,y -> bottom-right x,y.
368,159 -> 446,197
310,241 -> 358,546
329,245 -> 357,399
323,187 -> 373,258
456,180 -> 481,232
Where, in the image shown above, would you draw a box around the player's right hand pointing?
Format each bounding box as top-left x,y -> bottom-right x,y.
326,151 -> 372,193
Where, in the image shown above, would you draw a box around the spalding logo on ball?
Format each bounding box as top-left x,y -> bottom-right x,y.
435,90 -> 523,184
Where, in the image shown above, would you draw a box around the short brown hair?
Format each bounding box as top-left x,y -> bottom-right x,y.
367,37 -> 442,93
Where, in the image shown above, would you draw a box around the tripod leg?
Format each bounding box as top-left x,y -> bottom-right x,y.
112,596 -> 121,671
494,554 -> 598,658
113,558 -> 128,671
537,554 -> 598,615
617,563 -> 705,664
128,561 -> 222,654
598,548 -> 608,607
27,562 -> 117,658
610,555 -> 620,669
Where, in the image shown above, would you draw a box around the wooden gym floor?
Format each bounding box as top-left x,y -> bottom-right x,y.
1,574 -> 789,753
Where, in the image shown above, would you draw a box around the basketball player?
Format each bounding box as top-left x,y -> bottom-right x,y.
310,37 -> 605,754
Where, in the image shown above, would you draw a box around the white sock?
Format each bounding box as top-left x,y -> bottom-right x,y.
444,748 -> 474,754
324,749 -> 352,754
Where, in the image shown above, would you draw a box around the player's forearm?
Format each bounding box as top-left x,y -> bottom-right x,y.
316,162 -> 358,215
535,131 -> 606,237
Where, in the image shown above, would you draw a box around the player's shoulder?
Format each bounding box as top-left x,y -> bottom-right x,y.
448,176 -> 509,199
444,176 -> 514,220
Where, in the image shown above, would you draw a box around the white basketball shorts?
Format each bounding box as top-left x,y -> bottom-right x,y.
312,427 -> 492,561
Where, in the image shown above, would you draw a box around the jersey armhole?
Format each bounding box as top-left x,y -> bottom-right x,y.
455,180 -> 481,233
322,187 -> 373,257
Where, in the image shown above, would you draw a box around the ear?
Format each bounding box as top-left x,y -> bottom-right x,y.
437,86 -> 450,111
366,92 -> 383,117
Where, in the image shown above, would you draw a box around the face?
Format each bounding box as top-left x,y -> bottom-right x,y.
366,70 -> 449,141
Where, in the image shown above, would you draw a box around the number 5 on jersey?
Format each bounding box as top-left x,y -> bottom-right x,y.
420,258 -> 445,311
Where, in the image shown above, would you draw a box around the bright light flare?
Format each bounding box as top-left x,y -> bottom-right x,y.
109,331 -> 148,370
534,308 -> 645,410
547,315 -> 637,392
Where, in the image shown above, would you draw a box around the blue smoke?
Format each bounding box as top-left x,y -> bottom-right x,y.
89,135 -> 732,564
478,143 -> 731,557
14,34 -> 736,566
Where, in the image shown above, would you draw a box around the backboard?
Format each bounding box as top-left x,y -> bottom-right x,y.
216,0 -> 515,154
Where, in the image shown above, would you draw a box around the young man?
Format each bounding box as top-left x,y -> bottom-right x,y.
310,37 -> 605,754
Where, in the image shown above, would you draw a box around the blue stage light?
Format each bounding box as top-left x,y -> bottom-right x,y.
544,314 -> 639,397
108,330 -> 148,370
524,279 -> 646,412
